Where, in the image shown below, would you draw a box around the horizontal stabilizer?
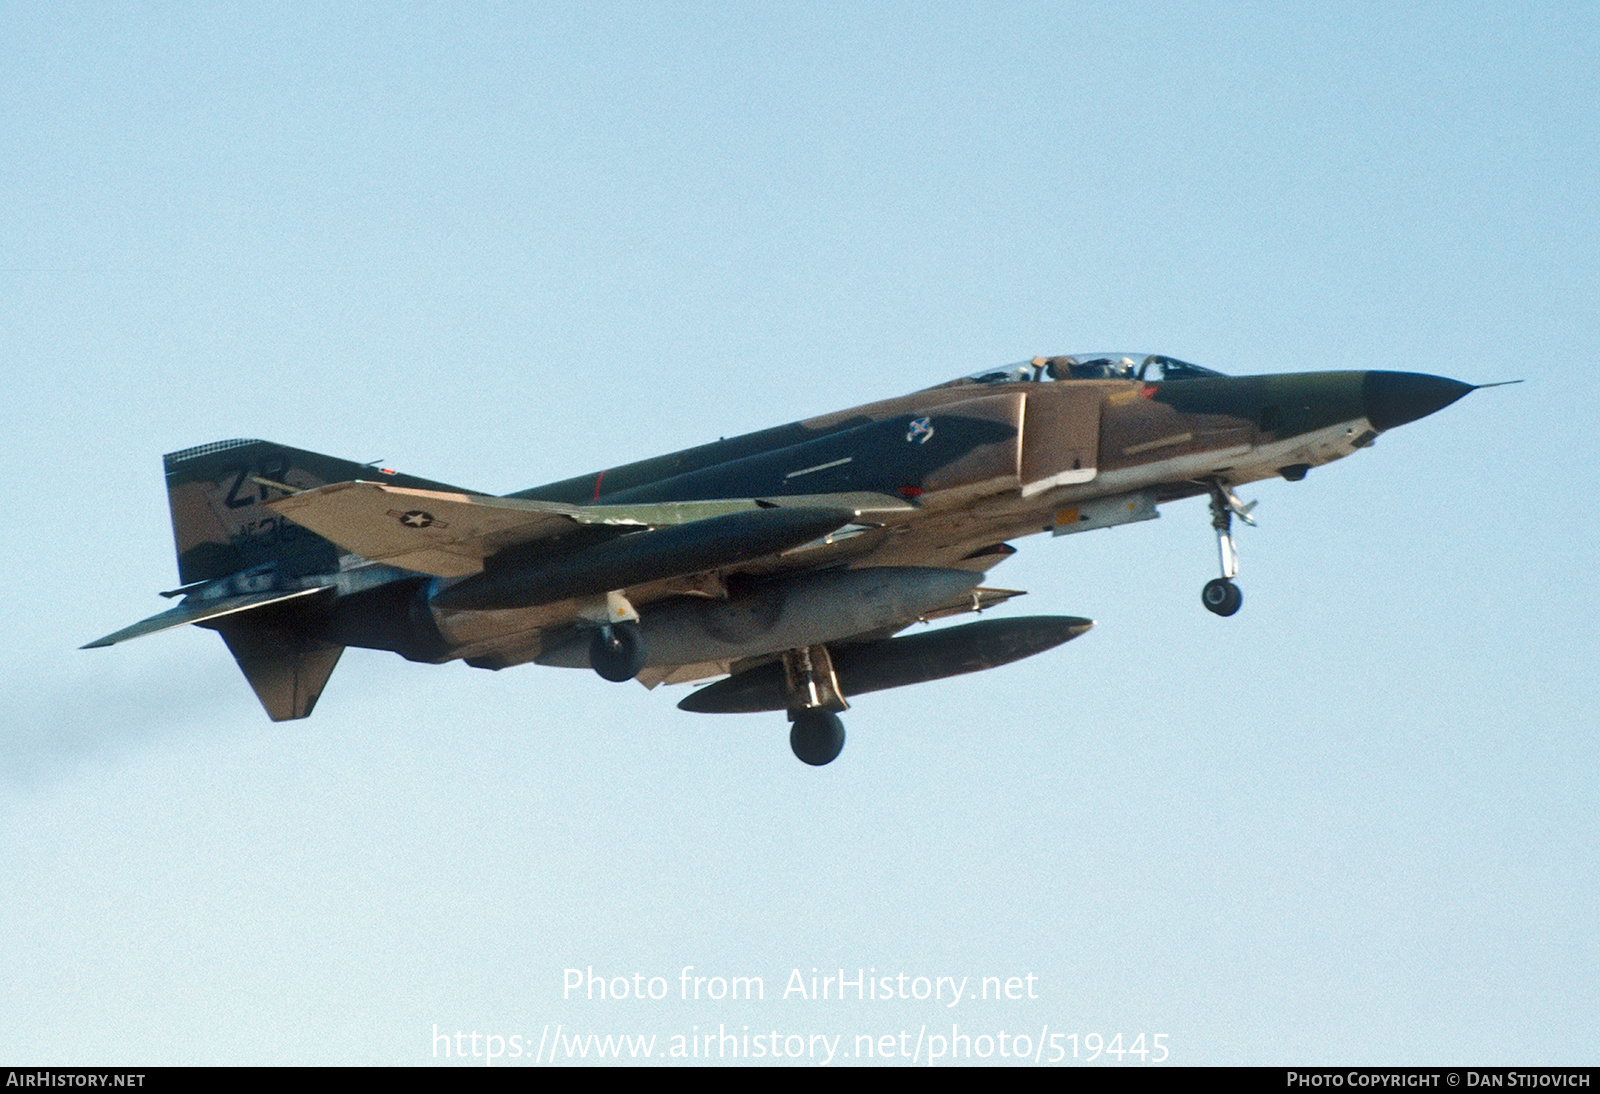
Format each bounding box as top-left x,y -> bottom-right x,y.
82,586 -> 329,649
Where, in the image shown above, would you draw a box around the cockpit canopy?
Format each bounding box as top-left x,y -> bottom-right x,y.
938,353 -> 1225,388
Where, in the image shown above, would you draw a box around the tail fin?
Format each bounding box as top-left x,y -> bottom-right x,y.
157,439 -> 467,720
163,438 -> 467,585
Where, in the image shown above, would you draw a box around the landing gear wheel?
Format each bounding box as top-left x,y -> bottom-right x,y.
789,710 -> 846,766
589,622 -> 645,682
1202,577 -> 1243,617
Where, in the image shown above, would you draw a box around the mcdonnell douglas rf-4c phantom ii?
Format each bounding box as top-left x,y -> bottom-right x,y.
87,354 -> 1489,765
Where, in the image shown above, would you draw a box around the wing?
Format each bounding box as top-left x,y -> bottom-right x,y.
266,481 -> 914,578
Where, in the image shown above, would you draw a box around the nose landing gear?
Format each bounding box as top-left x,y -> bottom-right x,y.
1202,576 -> 1243,616
1203,480 -> 1255,617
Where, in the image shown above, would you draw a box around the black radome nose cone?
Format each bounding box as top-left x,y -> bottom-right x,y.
1363,371 -> 1475,432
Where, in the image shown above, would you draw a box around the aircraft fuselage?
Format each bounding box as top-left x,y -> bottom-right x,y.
87,355 -> 1479,764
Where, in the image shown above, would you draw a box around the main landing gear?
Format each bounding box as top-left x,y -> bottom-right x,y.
1202,480 -> 1255,617
589,621 -> 645,681
783,645 -> 848,766
790,710 -> 846,766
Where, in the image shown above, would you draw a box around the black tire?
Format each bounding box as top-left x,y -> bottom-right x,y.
589,622 -> 645,682
789,711 -> 846,766
1202,577 -> 1243,617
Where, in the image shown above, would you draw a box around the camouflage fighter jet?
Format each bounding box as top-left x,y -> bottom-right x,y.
86,354 -> 1489,765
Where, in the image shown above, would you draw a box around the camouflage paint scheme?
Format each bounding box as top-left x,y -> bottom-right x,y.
86,354 -> 1479,764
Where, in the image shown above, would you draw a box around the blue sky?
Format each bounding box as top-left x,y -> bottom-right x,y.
3,1 -> 1596,1065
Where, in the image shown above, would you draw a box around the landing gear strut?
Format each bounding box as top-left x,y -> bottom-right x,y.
589,621 -> 645,681
1202,480 -> 1255,617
